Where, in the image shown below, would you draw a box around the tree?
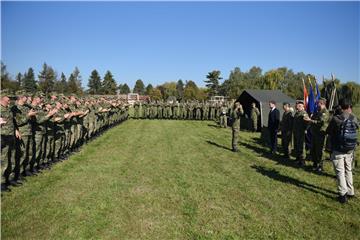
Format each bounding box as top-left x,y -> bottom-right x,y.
67,67 -> 83,94
102,70 -> 117,95
160,82 -> 177,100
54,72 -> 67,93
340,82 -> 360,106
176,79 -> 184,99
133,79 -> 145,94
22,67 -> 37,93
88,69 -> 102,94
145,84 -> 153,95
205,70 -> 222,96
183,80 -> 199,100
119,83 -> 131,94
0,62 -> 18,92
15,72 -> 23,89
38,63 -> 56,94
148,87 -> 162,101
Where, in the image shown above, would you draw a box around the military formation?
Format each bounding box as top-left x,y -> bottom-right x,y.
132,101 -> 235,123
1,91 -> 129,191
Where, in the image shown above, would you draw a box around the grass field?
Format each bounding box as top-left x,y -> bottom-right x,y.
1,119 -> 360,239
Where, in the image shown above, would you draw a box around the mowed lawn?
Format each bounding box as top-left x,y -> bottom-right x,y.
1,120 -> 360,239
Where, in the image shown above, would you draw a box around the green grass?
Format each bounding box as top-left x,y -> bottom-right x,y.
2,120 -> 360,239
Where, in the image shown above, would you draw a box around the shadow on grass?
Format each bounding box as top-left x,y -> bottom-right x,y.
207,124 -> 221,129
251,165 -> 337,200
239,137 -> 336,178
206,140 -> 233,152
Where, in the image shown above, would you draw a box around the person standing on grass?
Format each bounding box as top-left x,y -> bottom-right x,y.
293,100 -> 309,167
304,98 -> 329,173
250,102 -> 260,132
268,100 -> 280,154
231,102 -> 244,152
280,102 -> 293,159
326,99 -> 358,204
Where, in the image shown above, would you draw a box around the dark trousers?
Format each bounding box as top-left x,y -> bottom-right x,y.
269,128 -> 278,152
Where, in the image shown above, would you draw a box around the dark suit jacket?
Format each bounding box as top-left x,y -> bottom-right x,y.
268,108 -> 280,130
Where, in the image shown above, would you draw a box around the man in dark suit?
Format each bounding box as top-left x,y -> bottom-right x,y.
268,100 -> 280,154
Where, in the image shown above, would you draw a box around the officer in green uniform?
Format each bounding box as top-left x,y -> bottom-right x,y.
133,102 -> 140,119
250,102 -> 260,132
293,100 -> 309,167
304,98 -> 329,172
280,102 -> 293,158
231,102 -> 244,152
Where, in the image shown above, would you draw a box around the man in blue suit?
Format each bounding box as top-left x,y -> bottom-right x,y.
268,100 -> 280,154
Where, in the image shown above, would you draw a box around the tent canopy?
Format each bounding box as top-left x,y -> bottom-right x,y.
237,89 -> 297,128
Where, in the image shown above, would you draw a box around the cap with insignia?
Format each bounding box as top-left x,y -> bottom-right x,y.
296,100 -> 304,105
318,97 -> 327,103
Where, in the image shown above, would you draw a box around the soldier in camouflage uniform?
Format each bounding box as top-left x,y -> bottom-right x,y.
231,102 -> 244,152
1,93 -> 18,188
220,104 -> 228,128
195,102 -> 202,120
304,98 -> 329,172
280,102 -> 293,159
293,100 -> 309,167
250,102 -> 260,132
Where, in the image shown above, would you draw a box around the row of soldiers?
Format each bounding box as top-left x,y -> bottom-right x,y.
279,98 -> 343,172
133,101 -> 230,121
132,101 -> 261,130
1,91 -> 129,190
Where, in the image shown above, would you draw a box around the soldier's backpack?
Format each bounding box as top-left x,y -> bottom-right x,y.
337,114 -> 358,152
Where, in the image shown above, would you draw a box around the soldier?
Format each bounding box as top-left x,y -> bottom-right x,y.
195,102 -> 202,120
133,102 -> 140,119
280,102 -> 293,159
250,102 -> 260,132
13,93 -> 35,179
293,100 -> 309,167
231,102 -> 244,152
1,93 -> 19,189
157,102 -> 163,119
304,98 -> 329,172
220,104 -> 228,128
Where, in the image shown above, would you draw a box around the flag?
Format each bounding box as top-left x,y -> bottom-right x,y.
315,79 -> 321,102
302,78 -> 308,110
307,78 -> 316,115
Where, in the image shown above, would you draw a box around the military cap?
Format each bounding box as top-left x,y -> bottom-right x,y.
318,97 -> 327,103
296,100 -> 304,105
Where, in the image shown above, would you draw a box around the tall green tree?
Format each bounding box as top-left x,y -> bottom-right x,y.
0,62 -> 18,92
16,72 -> 23,89
145,84 -> 153,95
88,69 -> 102,94
54,72 -> 67,93
22,67 -> 37,93
102,70 -> 117,95
133,79 -> 145,94
119,83 -> 131,94
176,79 -> 184,99
38,63 -> 56,94
183,80 -> 199,100
67,67 -> 83,94
148,87 -> 162,101
205,70 -> 222,96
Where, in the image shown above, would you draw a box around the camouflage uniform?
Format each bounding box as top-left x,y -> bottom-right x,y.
293,109 -> 309,166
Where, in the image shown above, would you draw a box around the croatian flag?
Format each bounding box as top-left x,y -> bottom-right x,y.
302,78 -> 308,110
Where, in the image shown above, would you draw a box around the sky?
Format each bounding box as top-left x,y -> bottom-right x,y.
1,1 -> 359,89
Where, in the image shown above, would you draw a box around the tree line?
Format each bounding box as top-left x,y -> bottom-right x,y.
2,62 -> 359,105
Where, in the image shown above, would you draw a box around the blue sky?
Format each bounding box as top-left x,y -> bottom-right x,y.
1,1 -> 359,89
